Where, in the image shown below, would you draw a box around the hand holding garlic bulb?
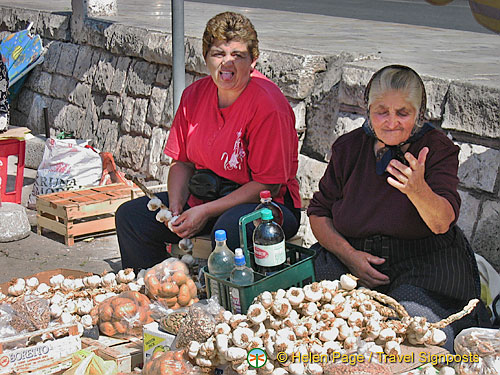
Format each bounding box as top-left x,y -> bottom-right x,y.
146,198 -> 193,251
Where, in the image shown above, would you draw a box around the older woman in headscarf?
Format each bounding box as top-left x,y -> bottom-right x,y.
307,65 -> 487,352
116,12 -> 301,271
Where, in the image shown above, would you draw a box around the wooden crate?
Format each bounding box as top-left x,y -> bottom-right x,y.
81,335 -> 143,373
36,184 -> 140,246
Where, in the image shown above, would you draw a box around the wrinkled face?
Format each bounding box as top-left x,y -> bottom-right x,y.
205,39 -> 257,98
369,90 -> 417,146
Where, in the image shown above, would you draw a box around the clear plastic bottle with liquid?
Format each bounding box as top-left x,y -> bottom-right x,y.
253,190 -> 284,227
253,208 -> 286,276
229,248 -> 254,313
207,230 -> 235,302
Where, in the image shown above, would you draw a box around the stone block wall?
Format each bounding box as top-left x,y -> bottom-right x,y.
1,6 -> 498,270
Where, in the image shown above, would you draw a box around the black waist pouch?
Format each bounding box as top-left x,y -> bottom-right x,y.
188,169 -> 241,201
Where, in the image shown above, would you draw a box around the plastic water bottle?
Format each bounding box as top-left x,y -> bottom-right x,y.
253,190 -> 284,227
253,208 -> 286,276
207,230 -> 235,303
230,248 -> 254,313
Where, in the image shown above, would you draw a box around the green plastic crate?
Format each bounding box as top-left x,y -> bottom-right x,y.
203,210 -> 316,313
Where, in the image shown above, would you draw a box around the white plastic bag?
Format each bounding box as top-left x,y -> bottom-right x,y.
28,138 -> 102,205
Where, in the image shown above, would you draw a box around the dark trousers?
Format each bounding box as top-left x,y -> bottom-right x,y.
115,192 -> 300,271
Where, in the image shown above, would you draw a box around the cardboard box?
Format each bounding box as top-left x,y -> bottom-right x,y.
191,235 -> 212,259
142,322 -> 176,365
82,335 -> 143,373
0,324 -> 81,375
0,268 -> 88,294
388,343 -> 448,374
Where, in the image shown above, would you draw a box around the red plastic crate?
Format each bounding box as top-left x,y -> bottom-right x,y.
0,138 -> 25,204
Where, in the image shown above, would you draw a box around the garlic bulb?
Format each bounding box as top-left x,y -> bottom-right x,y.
128,282 -> 142,291
340,274 -> 357,290
94,292 -> 116,303
247,303 -> 267,324
73,278 -> 85,290
225,347 -> 246,361
439,366 -> 455,375
60,312 -> 74,325
379,328 -> 396,342
61,278 -> 76,292
49,274 -> 65,288
50,304 -> 63,318
65,300 -> 77,314
289,362 -> 305,375
26,277 -> 39,289
76,298 -> 93,316
179,238 -> 194,252
147,197 -> 163,211
385,340 -> 401,356
36,283 -> 50,294
156,209 -> 172,223
429,328 -> 447,346
286,287 -> 305,306
188,341 -> 201,358
8,278 -> 26,296
81,314 -> 94,329
51,292 -> 65,305
181,254 -> 195,266
260,291 -> 273,309
166,215 -> 180,231
303,283 -> 322,302
117,268 -> 135,283
102,272 -> 117,287
83,274 -> 102,288
76,322 -> 84,336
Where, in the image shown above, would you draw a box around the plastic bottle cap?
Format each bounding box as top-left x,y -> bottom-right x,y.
260,190 -> 271,199
261,208 -> 273,220
214,229 -> 226,241
234,248 -> 246,266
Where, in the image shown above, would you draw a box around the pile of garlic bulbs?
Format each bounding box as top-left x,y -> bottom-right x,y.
0,268 -> 143,336
186,274 -> 478,375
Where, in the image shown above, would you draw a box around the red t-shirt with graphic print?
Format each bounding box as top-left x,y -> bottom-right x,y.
164,70 -> 301,209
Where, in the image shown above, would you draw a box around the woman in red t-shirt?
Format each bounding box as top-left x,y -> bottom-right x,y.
116,12 -> 301,271
308,65 -> 488,352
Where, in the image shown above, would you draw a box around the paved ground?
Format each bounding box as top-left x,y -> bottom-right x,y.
0,164 -> 122,284
0,0 -> 498,283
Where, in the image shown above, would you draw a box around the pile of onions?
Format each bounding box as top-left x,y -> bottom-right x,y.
98,291 -> 153,336
144,258 -> 198,310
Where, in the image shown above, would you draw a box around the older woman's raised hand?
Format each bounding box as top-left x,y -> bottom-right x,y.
386,146 -> 429,196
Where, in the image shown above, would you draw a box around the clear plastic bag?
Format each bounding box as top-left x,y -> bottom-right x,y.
98,291 -> 153,337
9,295 -> 50,333
173,297 -> 224,349
0,303 -> 17,338
454,327 -> 500,375
143,258 -> 198,309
